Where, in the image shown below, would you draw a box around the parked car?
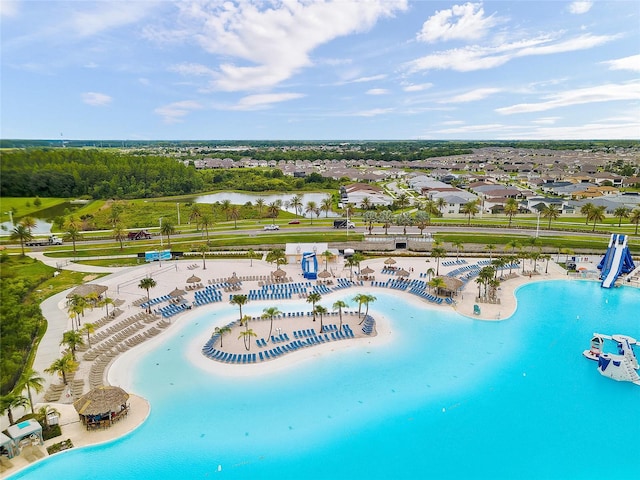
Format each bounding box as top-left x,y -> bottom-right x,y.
288,220 -> 300,224
263,224 -> 280,231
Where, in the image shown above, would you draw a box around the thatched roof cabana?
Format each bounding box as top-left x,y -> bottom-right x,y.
384,257 -> 396,265
397,269 -> 410,277
73,386 -> 130,428
318,270 -> 332,278
436,276 -> 464,295
361,266 -> 374,275
186,274 -> 201,284
169,287 -> 186,298
66,284 -> 108,299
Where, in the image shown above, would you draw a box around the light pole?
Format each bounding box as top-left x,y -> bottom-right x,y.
159,217 -> 163,248
535,210 -> 540,238
176,203 -> 180,226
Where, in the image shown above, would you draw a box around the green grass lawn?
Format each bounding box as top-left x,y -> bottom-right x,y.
0,197 -> 68,221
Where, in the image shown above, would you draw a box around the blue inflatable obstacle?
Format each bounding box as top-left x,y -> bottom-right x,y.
302,252 -> 318,280
598,234 -> 635,288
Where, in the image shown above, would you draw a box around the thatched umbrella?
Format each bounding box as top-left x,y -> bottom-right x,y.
272,268 -> 287,278
396,268 -> 410,277
66,284 -> 108,299
226,276 -> 241,284
384,257 -> 396,265
186,274 -> 201,284
318,270 -> 332,279
361,266 -> 374,275
435,276 -> 464,296
73,386 -> 130,426
169,287 -> 186,298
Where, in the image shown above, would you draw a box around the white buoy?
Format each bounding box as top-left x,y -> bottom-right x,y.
217,465 -> 222,472
442,407 -> 446,413
523,372 -> 526,377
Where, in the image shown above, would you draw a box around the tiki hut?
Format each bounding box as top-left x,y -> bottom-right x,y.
436,276 -> 464,297
384,257 -> 396,265
73,386 -> 130,430
271,269 -> 287,282
396,269 -> 410,277
226,276 -> 241,284
361,266 -> 374,275
317,270 -> 332,279
186,274 -> 201,284
169,287 -> 186,298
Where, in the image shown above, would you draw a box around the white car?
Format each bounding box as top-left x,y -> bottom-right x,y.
263,224 -> 280,231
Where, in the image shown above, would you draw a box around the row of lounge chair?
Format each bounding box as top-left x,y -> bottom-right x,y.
140,294 -> 171,308
157,302 -> 190,318
193,290 -> 222,306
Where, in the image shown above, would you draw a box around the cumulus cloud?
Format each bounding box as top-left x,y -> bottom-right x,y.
406,33 -> 617,73
148,0 -> 407,92
568,1 -> 593,14
603,54 -> 640,72
81,92 -> 112,107
417,2 -> 499,43
230,93 -> 305,111
154,100 -> 203,123
496,82 -> 640,114
443,87 -> 501,103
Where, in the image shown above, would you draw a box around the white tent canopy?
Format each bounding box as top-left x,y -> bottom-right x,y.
6,419 -> 43,449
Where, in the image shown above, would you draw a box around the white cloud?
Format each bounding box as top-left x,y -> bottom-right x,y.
170,63 -> 216,77
417,2 -> 499,43
443,87 -> 501,103
149,0 -> 407,92
568,1 -> 593,15
403,83 -> 433,92
353,108 -> 394,117
531,117 -> 561,125
351,74 -> 388,83
81,92 -> 112,107
0,0 -> 19,17
72,2 -> 160,37
230,93 -> 305,111
496,82 -> 640,114
154,100 -> 203,123
603,54 -> 640,73
406,33 -> 617,73
366,88 -> 389,95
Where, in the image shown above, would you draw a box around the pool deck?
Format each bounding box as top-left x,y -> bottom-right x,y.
1,252 -> 602,477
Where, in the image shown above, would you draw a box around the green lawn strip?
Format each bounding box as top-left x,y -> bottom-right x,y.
0,197 -> 68,219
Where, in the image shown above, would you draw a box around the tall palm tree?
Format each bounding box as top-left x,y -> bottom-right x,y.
238,329 -> 257,351
138,277 -> 157,314
10,224 -> 32,255
262,306 -> 282,343
307,292 -> 322,322
289,195 -> 303,216
197,243 -> 208,269
541,203 -> 561,229
19,216 -> 37,234
436,197 -> 447,216
485,243 -> 496,262
229,205 -> 241,229
247,248 -> 257,267
580,202 -> 595,225
315,305 -> 328,333
200,214 -> 213,242
99,296 -> 114,318
504,198 -> 519,227
255,198 -> 265,218
353,293 -> 366,318
360,196 -> 372,211
67,294 -> 88,329
428,277 -> 446,296
630,208 -> 640,235
213,326 -> 231,347
20,369 -> 45,414
61,330 -> 84,360
220,199 -> 232,221
160,220 -> 176,247
377,210 -> 394,235
460,200 -> 479,226
64,218 -> 82,255
395,193 -> 410,210
305,201 -> 318,224
333,300 -> 348,332
363,211 -> 378,234
0,393 -> 29,425
613,206 -> 630,227
425,267 -> 435,281
80,322 -> 97,349
112,223 -> 127,250
588,205 -> 606,232
230,294 -> 249,324
413,210 -> 430,234
452,241 -> 464,261
321,250 -> 334,271
359,294 -> 376,323
45,353 -> 78,385
345,255 -> 358,281
431,246 -> 447,276
320,195 -> 333,218
189,203 -> 202,228
267,201 -> 281,219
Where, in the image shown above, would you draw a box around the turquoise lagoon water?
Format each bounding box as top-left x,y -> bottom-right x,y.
12,281 -> 640,480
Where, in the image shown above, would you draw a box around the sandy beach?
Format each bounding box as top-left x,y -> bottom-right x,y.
2,252 -> 589,477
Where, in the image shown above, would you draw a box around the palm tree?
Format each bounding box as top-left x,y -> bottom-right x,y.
255,198 -> 265,218
320,195 -> 333,218
230,294 -> 249,323
197,243 -> 208,269
267,201 -> 281,219
321,250 -> 334,271
425,266 -> 435,281
395,212 -> 413,234
265,248 -> 285,267
333,300 -> 348,332
220,199 -> 232,221
0,393 -> 29,425
530,250 -> 541,272
505,239 -> 520,256
460,200 -> 479,226
10,224 -> 32,255
61,330 -> 84,360
229,205 -> 241,229
353,293 -> 366,318
630,208 -> 640,235
431,246 -> 447,276
359,294 -> 376,324
436,197 -> 447,216
613,206 -> 630,227
452,241 -> 464,261
200,214 -> 213,242
247,248 -> 257,267
588,205 -> 606,232
395,193 -> 410,210
213,326 -> 231,347
360,196 -> 372,211
138,277 -> 157,314
19,369 -> 45,414
37,404 -> 60,428
428,277 -> 446,296
45,353 -> 78,385
541,203 -> 561,229
307,292 -> 322,322
80,322 -> 97,349
113,223 -> 127,250
160,220 -> 176,247
504,198 -> 519,227
375,210 -> 392,235
67,294 -> 88,329
238,329 -> 257,351
580,202 -> 595,225
315,305 -> 328,333
289,195 -> 303,216
305,201 -> 318,224
19,216 -> 37,234
542,253 -> 552,274
64,218 -> 82,255
262,306 -> 282,343
485,243 -> 496,262
189,203 -> 202,228
413,210 -> 430,234
345,255 -> 358,281
99,296 -> 114,318
363,211 -> 378,234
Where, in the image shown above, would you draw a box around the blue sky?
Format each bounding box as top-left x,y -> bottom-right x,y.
1,0 -> 639,140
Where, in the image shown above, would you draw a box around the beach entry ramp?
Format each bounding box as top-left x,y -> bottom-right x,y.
598,234 -> 635,288
302,252 -> 318,280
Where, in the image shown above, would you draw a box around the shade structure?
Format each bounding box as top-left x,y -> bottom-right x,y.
169,287 -> 186,298
186,275 -> 201,284
66,284 -> 108,299
396,269 -> 410,277
226,276 -> 241,284
361,266 -> 374,275
0,432 -> 16,458
318,270 -> 332,278
384,257 -> 396,265
435,276 -> 464,292
74,386 -> 129,418
5,420 -> 43,448
272,269 -> 287,278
